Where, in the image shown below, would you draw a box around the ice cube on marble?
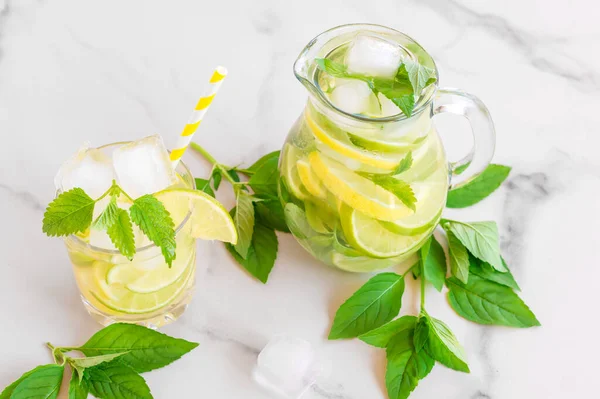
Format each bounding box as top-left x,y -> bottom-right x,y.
330,78 -> 376,115
55,145 -> 115,199
346,34 -> 403,79
254,335 -> 329,398
112,135 -> 178,199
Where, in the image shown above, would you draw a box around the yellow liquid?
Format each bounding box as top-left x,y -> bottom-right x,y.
279,101 -> 448,272
65,176 -> 196,327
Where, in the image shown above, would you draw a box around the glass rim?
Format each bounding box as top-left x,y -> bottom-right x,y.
294,23 -> 439,123
64,140 -> 195,255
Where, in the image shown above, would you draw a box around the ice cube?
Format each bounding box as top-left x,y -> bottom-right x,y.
55,145 -> 115,199
112,135 -> 178,199
254,335 -> 328,398
346,34 -> 403,79
330,78 -> 376,115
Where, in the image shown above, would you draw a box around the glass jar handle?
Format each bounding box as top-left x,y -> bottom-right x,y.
433,88 -> 496,189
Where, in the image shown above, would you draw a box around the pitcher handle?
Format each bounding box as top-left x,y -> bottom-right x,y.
433,88 -> 496,189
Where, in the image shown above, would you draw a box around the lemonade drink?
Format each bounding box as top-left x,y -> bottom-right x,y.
54,136 -> 235,327
280,28 -> 449,272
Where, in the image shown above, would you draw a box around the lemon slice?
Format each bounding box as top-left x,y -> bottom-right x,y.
91,261 -> 193,314
296,159 -> 328,199
308,152 -> 412,222
339,203 -> 428,258
281,144 -> 310,200
154,188 -> 237,244
305,110 -> 405,171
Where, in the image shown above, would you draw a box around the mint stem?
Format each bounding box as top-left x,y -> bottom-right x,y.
190,142 -> 238,185
46,342 -> 65,365
420,275 -> 426,309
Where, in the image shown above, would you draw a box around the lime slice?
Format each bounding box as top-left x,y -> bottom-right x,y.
331,252 -> 408,273
91,261 -> 193,314
296,159 -> 327,199
281,144 -> 310,200
92,261 -> 129,302
339,203 -> 428,258
304,201 -> 336,234
305,110 -> 405,171
308,151 -> 412,222
154,188 -> 237,244
106,238 -> 195,294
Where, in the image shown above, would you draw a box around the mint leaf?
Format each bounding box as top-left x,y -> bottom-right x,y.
359,316 -> 417,348
68,372 -> 88,399
385,329 -> 434,399
106,208 -> 136,260
447,275 -> 540,327
422,314 -> 469,372
130,195 -> 176,266
1,365 -> 63,399
443,220 -> 505,271
211,167 -> 222,190
43,188 -> 95,236
447,231 -> 469,284
85,362 -> 152,399
358,174 -> 416,211
195,178 -> 215,198
93,197 -> 119,230
413,317 -> 429,353
454,162 -> 470,175
69,352 -> 128,374
248,156 -> 279,197
234,190 -> 258,259
329,273 -> 405,339
2,364 -> 64,399
447,164 -> 511,208
370,78 -> 415,117
77,323 -> 198,373
255,200 -> 289,233
470,256 -> 520,291
284,203 -> 316,239
423,237 -> 447,291
403,60 -> 437,95
248,150 -> 280,173
391,152 -> 413,175
226,221 -> 278,283
315,58 -> 349,78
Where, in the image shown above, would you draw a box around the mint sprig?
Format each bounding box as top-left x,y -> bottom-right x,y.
0,324 -> 197,399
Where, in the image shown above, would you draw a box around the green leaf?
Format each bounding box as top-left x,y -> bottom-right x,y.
68,371 -> 89,399
248,156 -> 279,197
329,273 -> 406,340
359,316 -> 417,348
211,167 -> 222,190
423,314 -> 469,372
106,208 -> 136,260
370,78 -> 415,117
233,190 -> 257,259
403,60 -> 437,95
225,221 -> 278,283
443,220 -> 505,271
447,231 -> 469,284
1,365 -> 64,399
247,150 -> 280,173
423,237 -> 447,291
315,58 -> 349,78
255,200 -> 290,233
77,323 -> 199,373
284,203 -> 316,239
386,330 -> 434,399
227,169 -> 241,182
129,195 -> 176,266
69,352 -> 129,372
195,178 -> 215,198
358,174 -> 416,211
470,255 -> 520,291
453,162 -> 470,175
413,317 -> 429,353
447,164 -> 511,208
447,275 -> 540,327
93,196 -> 119,230
1,364 -> 64,399
391,152 -> 413,175
42,188 -> 95,236
85,362 -> 152,399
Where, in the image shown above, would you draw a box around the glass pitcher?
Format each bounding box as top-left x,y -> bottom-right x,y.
278,24 -> 495,272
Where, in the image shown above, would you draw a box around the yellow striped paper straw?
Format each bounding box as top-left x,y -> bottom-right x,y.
170,66 -> 228,167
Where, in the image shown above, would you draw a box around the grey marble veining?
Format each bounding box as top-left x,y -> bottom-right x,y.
0,0 -> 599,398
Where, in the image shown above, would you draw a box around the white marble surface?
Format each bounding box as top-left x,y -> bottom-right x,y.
1,0 -> 599,398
